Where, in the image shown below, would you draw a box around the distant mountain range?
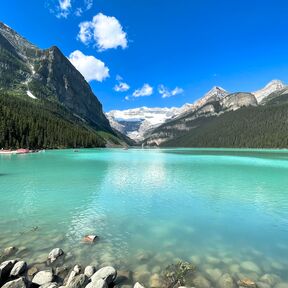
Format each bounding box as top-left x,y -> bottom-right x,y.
107,80 -> 286,145
0,22 -> 131,149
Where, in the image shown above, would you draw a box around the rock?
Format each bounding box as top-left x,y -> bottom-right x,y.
218,273 -> 235,288
32,270 -> 54,286
134,283 -> 145,288
237,278 -> 257,288
240,261 -> 261,274
48,248 -> 64,263
274,283 -> 288,288
82,235 -> 98,244
84,266 -> 95,278
91,266 -> 117,284
10,261 -> 27,276
3,247 -> 17,257
85,279 -> 108,288
40,283 -> 59,288
27,266 -> 38,277
192,274 -> 211,288
149,273 -> 162,287
259,274 -> 281,286
2,277 -> 27,288
256,282 -> 271,288
74,265 -> 81,274
55,265 -> 71,280
67,274 -> 87,288
0,260 -> 14,279
205,268 -> 222,282
115,270 -> 133,285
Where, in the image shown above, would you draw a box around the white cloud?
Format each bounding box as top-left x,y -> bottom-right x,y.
125,96 -> 130,101
133,84 -> 153,97
78,13 -> 128,51
68,50 -> 109,82
57,0 -> 71,18
158,84 -> 184,98
114,82 -> 130,92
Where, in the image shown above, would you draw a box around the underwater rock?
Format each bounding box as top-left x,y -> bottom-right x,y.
114,270 -> 133,285
218,273 -> 236,288
32,270 -> 54,286
240,261 -> 261,274
91,266 -> 117,284
256,282 -> 271,288
149,273 -> 162,288
192,273 -> 211,288
3,247 -> 18,258
274,283 -> 288,288
48,248 -> 64,263
237,278 -> 257,288
259,274 -> 281,286
205,268 -> 222,282
67,274 -> 87,288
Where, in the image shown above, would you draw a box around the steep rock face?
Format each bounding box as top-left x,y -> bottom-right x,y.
0,22 -> 112,133
222,92 -> 257,111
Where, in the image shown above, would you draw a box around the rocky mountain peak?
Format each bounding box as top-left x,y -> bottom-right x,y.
253,80 -> 286,103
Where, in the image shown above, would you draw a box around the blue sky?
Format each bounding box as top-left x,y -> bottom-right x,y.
1,0 -> 288,111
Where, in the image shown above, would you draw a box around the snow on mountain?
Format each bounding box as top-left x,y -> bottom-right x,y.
253,80 -> 285,103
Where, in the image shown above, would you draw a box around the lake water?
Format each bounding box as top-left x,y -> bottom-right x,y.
0,148 -> 288,286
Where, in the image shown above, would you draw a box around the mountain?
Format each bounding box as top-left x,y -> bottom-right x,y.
0,22 -> 128,149
253,80 -> 285,103
107,87 -> 229,141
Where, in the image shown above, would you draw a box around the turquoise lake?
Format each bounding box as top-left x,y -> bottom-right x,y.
0,148 -> 288,285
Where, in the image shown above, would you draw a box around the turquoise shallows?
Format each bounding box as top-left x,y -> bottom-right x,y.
1,148 -> 288,283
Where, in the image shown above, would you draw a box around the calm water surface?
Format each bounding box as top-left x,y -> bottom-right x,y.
0,148 -> 288,284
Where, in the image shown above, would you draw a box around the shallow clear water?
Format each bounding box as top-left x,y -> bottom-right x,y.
1,148 -> 288,285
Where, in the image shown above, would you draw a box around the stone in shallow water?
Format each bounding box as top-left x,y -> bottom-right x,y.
237,278 -> 257,288
149,273 -> 162,288
91,266 -> 117,284
2,277 -> 27,288
205,268 -> 222,282
205,255 -> 221,265
192,273 -> 211,288
240,261 -> 261,274
32,270 -> 54,286
48,248 -> 64,263
3,247 -> 17,258
274,283 -> 288,288
10,261 -> 27,276
259,274 -> 281,286
218,273 -> 236,288
114,270 -> 133,285
256,282 -> 271,288
40,282 -> 58,288
27,266 -> 38,277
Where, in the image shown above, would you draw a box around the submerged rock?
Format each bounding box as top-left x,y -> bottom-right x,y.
3,247 -> 18,258
32,270 -> 54,286
240,261 -> 261,274
237,278 -> 257,288
274,283 -> 288,288
48,248 -> 64,263
205,268 -> 222,282
218,273 -> 235,288
10,261 -> 27,277
91,266 -> 117,284
40,283 -> 58,288
259,274 -> 281,286
192,274 -> 211,288
2,277 -> 27,288
149,273 -> 162,288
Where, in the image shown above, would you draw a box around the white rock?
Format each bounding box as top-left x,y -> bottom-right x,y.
40,283 -> 58,288
134,283 -> 145,288
73,265 -> 81,274
0,260 -> 14,279
2,277 -> 27,288
85,279 -> 108,288
10,261 -> 27,276
218,273 -> 235,288
91,266 -> 117,284
32,270 -> 54,286
48,248 -> 64,263
84,266 -> 95,278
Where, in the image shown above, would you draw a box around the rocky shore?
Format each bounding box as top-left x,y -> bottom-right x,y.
0,246 -> 287,288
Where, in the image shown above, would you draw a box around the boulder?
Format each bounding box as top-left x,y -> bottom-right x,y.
2,277 -> 27,288
256,282 -> 271,288
114,270 -> 133,285
149,273 -> 162,288
3,247 -> 17,257
218,273 -> 235,288
10,261 -> 27,276
237,278 -> 257,288
0,260 -> 14,280
67,274 -> 87,288
192,274 -> 211,288
66,266 -> 81,286
48,248 -> 64,263
240,261 -> 261,274
32,270 -> 54,286
55,265 -> 71,280
274,283 -> 288,288
91,266 -> 117,284
27,266 -> 38,277
85,279 -> 108,288
259,274 -> 281,286
84,266 -> 95,278
134,283 -> 145,288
